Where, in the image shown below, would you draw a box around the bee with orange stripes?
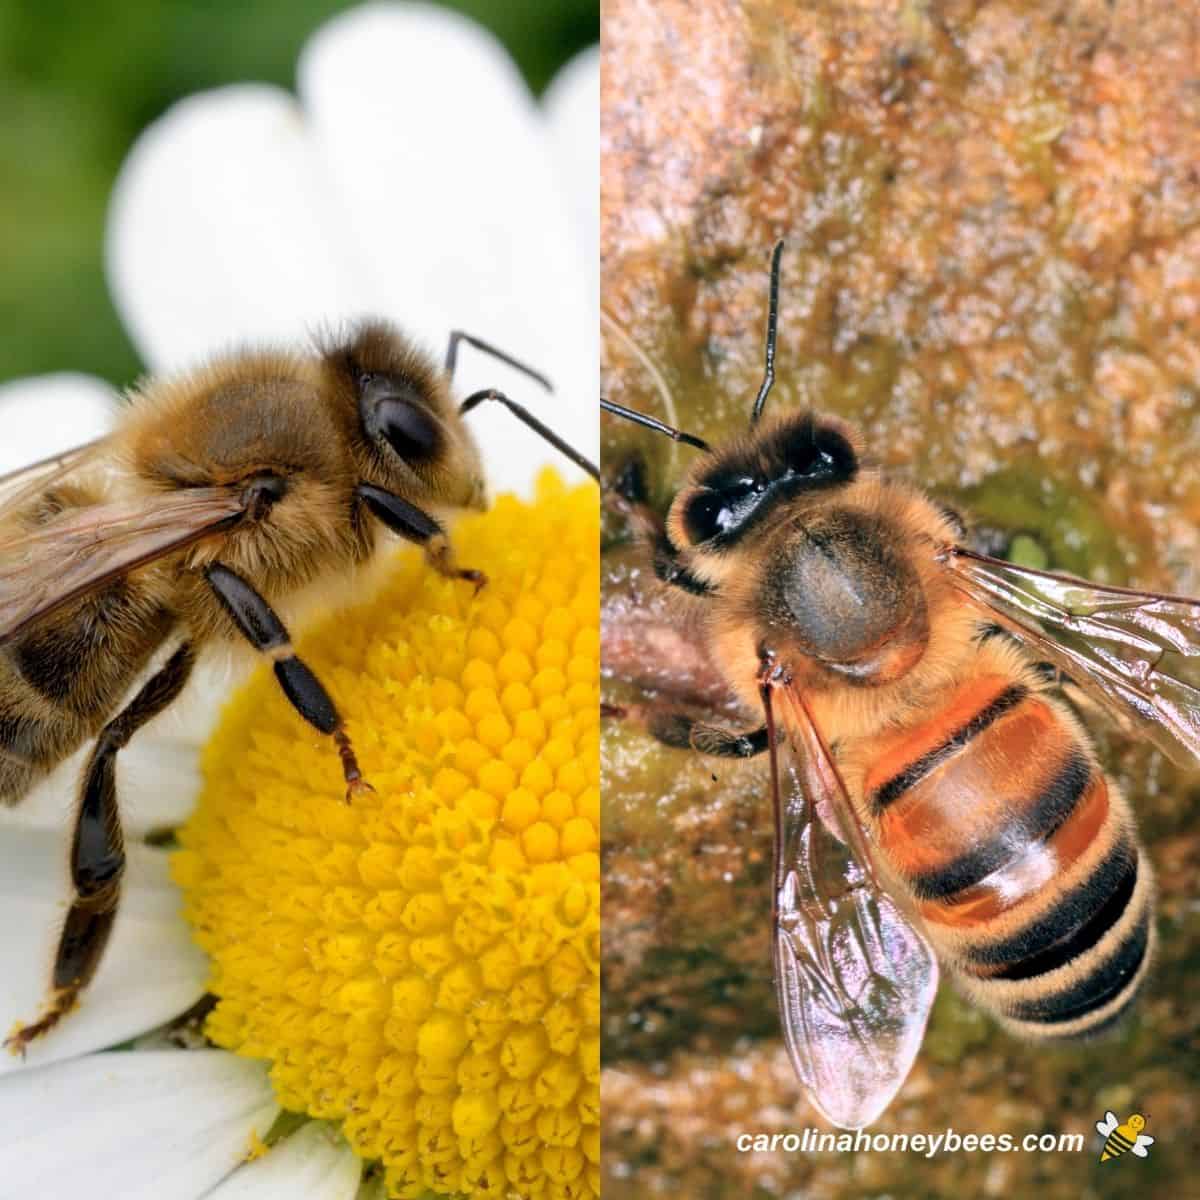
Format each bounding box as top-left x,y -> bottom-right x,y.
602,243 -> 1200,1129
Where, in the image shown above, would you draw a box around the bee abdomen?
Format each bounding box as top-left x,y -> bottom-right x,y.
1103,1130 -> 1134,1160
0,695 -> 85,803
864,674 -> 1153,1039
0,584 -> 172,805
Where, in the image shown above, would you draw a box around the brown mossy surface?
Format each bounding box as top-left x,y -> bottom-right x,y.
600,1 -> 1200,1196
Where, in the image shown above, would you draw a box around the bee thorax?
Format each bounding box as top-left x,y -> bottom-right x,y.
763,510 -> 929,684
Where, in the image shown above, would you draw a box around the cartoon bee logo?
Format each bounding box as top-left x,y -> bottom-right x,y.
1096,1111 -> 1154,1163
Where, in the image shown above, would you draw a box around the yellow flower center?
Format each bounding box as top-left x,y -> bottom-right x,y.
173,473 -> 599,1199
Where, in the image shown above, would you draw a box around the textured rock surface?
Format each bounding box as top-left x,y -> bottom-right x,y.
601,1 -> 1200,1196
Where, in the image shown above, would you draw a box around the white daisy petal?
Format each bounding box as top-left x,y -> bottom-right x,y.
107,4 -> 595,494
299,3 -> 596,492
0,1050 -> 275,1200
543,45 -> 600,293
107,84 -> 377,372
0,831 -> 207,1076
1,735 -> 203,837
204,1122 -> 361,1200
0,374 -> 117,474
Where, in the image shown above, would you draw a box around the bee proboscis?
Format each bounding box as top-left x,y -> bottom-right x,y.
0,321 -> 597,1051
602,242 -> 1200,1128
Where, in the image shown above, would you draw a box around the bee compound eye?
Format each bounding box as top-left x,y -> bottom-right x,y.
372,394 -> 441,464
683,490 -> 728,544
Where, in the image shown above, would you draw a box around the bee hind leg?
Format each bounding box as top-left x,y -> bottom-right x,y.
5,642 -> 195,1055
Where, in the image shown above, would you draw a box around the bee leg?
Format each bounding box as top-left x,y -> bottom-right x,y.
649,535 -> 714,597
690,722 -> 770,758
602,457 -> 714,598
203,564 -> 373,801
603,702 -> 768,758
4,642 -> 195,1054
605,456 -> 664,533
355,483 -> 486,591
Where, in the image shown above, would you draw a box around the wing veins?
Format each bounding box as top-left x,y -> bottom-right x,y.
0,487 -> 250,645
942,545 -> 1200,765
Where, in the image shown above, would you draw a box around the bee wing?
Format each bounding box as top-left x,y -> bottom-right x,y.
0,485 -> 250,645
1132,1134 -> 1155,1156
0,437 -> 109,513
1096,1111 -> 1119,1136
943,545 -> 1200,767
765,681 -> 939,1130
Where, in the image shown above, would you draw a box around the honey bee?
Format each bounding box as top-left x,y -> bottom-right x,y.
1096,1110 -> 1154,1162
602,243 -> 1200,1128
0,321 -> 597,1052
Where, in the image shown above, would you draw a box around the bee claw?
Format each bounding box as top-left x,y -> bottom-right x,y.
425,537 -> 486,593
345,778 -> 376,804
4,1007 -> 65,1057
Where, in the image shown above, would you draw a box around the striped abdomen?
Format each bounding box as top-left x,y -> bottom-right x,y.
863,672 -> 1153,1040
0,486 -> 173,803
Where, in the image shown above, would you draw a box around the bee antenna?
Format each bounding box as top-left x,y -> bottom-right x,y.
601,398 -> 711,453
750,240 -> 785,426
444,330 -> 553,393
460,389 -> 598,481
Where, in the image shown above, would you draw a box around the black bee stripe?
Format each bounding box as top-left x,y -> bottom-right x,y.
1056,1005 -> 1132,1041
9,589 -> 172,715
910,751 -> 1091,901
1107,1132 -> 1134,1152
1009,908 -> 1150,1024
872,684 -> 1028,812
0,710 -> 58,762
12,627 -> 93,706
972,847 -> 1139,981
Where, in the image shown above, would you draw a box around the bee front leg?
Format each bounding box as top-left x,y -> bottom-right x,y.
604,455 -> 713,598
355,483 -> 485,590
5,642 -> 195,1054
203,564 -> 372,801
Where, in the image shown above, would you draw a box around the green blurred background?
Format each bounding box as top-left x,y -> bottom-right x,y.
0,0 -> 596,390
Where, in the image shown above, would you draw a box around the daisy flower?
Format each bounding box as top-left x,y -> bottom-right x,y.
0,4 -> 598,1198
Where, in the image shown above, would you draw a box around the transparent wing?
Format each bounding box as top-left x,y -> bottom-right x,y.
765,681 -> 939,1129
0,486 -> 249,644
1132,1135 -> 1155,1156
943,546 -> 1200,767
0,438 -> 108,514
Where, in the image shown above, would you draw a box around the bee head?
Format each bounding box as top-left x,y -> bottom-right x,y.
669,413 -> 859,552
325,321 -> 487,512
